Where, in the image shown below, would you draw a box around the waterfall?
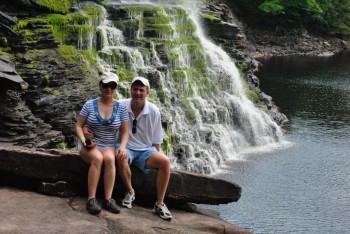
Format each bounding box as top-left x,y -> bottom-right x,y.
90,0 -> 284,174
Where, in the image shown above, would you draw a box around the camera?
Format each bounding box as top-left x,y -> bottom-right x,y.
85,139 -> 92,146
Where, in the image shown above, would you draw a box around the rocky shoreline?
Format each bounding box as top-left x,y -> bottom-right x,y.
245,27 -> 350,59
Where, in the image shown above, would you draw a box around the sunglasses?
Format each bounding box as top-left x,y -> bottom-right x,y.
132,119 -> 137,134
101,82 -> 117,89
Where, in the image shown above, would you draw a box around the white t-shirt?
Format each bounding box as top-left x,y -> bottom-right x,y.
118,98 -> 163,151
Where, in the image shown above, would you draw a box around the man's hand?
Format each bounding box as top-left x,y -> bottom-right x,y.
83,127 -> 95,139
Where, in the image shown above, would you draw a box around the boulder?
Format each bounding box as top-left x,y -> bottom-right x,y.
0,145 -> 242,205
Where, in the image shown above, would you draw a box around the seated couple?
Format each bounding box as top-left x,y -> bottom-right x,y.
75,72 -> 172,220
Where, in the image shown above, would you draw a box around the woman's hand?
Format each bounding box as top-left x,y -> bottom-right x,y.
83,127 -> 95,139
115,146 -> 128,160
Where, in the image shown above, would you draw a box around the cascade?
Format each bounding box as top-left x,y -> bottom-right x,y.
87,0 -> 284,173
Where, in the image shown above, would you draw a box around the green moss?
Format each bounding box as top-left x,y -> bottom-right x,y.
15,18 -> 48,30
47,14 -> 69,25
0,37 -> 8,46
83,5 -> 104,21
148,90 -> 161,106
71,12 -> 90,24
144,15 -> 169,25
161,134 -> 173,153
0,47 -> 11,58
43,74 -> 50,85
201,13 -> 220,22
192,98 -> 201,109
57,45 -> 78,62
157,90 -> 170,104
92,0 -> 107,4
36,0 -> 76,14
257,103 -> 269,112
127,6 -> 163,14
114,20 -> 126,31
80,49 -> 97,66
246,88 -> 259,103
176,19 -> 196,34
116,67 -> 134,82
43,87 -> 53,93
53,90 -> 62,96
57,141 -> 67,149
65,24 -> 94,38
182,98 -> 197,124
235,62 -> 247,75
164,7 -> 187,18
47,14 -> 68,42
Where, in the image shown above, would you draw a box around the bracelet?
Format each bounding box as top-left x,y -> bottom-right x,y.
80,137 -> 86,143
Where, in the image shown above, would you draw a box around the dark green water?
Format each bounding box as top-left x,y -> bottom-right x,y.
209,51 -> 350,233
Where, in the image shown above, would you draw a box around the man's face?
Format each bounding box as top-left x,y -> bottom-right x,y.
130,84 -> 149,103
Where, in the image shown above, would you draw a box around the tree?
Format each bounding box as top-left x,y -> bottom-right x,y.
259,0 -> 322,31
314,0 -> 350,35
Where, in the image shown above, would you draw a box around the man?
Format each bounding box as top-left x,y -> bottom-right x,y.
86,76 -> 172,220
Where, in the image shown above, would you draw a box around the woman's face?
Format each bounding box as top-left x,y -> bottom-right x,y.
100,82 -> 117,97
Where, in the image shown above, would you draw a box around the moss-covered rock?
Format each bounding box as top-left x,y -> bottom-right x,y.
34,0 -> 77,14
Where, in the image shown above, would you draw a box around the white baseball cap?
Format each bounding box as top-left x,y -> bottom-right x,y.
101,71 -> 119,84
131,76 -> 150,89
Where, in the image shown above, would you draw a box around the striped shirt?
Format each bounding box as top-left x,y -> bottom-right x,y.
79,99 -> 129,148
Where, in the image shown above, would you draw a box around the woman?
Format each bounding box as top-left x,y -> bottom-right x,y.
75,71 -> 129,215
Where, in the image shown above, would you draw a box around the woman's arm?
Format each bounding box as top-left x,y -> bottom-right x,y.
75,115 -> 87,146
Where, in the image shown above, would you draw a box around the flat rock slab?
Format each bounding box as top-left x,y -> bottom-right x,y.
0,145 -> 241,205
0,187 -> 251,234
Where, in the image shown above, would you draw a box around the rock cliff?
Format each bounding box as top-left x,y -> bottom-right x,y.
0,0 -> 287,152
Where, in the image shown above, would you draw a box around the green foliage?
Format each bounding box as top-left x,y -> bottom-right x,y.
259,0 -> 285,15
259,0 -> 322,29
313,0 -> 350,35
235,0 -> 350,35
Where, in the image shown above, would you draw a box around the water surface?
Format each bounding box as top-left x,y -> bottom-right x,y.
209,51 -> 350,233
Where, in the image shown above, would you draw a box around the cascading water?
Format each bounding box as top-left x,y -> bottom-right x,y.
87,0 -> 284,173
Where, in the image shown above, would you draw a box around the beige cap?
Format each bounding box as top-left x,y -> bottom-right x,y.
101,71 -> 119,84
131,76 -> 150,89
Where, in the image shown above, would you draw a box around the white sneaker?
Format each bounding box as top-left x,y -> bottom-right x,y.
121,191 -> 135,208
152,202 -> 172,220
